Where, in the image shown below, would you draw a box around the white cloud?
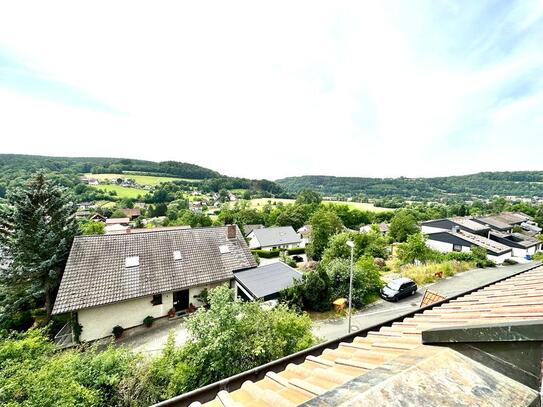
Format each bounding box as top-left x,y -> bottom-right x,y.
0,1 -> 542,179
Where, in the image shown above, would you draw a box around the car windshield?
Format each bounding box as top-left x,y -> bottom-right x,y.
387,280 -> 403,290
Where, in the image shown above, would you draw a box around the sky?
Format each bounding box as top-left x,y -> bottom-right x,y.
0,1 -> 542,180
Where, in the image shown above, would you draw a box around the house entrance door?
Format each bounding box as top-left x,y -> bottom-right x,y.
173,290 -> 190,311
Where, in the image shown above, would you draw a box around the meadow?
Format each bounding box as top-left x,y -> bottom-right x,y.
90,184 -> 149,199
84,173 -> 198,186
248,198 -> 392,213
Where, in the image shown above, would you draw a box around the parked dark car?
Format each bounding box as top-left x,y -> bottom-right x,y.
380,277 -> 418,302
292,255 -> 304,263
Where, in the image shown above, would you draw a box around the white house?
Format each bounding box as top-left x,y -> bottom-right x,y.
52,225 -> 257,342
425,228 -> 512,264
297,225 -> 311,248
488,231 -> 542,258
247,226 -> 301,250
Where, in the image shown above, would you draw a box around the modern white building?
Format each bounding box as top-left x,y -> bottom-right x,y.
52,225 -> 257,342
425,228 -> 512,264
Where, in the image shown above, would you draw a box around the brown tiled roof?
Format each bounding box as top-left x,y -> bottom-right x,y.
200,265 -> 543,406
121,208 -> 141,218
53,226 -> 256,314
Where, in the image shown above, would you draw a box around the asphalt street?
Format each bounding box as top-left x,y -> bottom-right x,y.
312,261 -> 540,341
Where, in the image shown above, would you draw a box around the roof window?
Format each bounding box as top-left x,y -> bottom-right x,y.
173,250 -> 182,260
219,245 -> 230,254
125,256 -> 140,268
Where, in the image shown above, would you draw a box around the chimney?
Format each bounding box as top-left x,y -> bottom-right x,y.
227,224 -> 237,239
451,225 -> 460,233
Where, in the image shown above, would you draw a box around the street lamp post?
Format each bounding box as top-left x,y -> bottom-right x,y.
346,240 -> 355,333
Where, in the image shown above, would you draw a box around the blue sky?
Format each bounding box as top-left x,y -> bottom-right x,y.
0,0 -> 542,179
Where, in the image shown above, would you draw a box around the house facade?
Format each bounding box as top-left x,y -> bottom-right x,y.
247,226 -> 301,250
425,229 -> 512,264
52,225 -> 257,342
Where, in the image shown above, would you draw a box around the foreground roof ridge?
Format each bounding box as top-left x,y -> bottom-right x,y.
157,263 -> 543,407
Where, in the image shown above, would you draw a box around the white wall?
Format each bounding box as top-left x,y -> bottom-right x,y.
78,281 -> 229,342
78,292 -> 173,342
421,225 -> 448,234
488,251 -> 512,264
426,240 -> 470,253
247,232 -> 261,249
261,243 -> 299,250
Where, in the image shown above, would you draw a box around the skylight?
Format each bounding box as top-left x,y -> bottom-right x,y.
125,256 -> 140,268
219,245 -> 230,254
173,250 -> 182,260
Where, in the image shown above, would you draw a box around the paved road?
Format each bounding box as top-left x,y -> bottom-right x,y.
312,261 -> 541,341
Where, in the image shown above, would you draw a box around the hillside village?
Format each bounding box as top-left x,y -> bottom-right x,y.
2,160 -> 543,406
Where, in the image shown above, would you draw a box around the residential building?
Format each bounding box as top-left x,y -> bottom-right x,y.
234,262 -> 303,302
247,226 -> 301,250
425,227 -> 512,263
170,264 -> 543,407
297,224 -> 312,247
52,225 -> 256,342
105,217 -> 131,234
89,213 -> 107,222
420,217 -> 490,236
488,231 -> 542,258
360,222 -> 389,235
243,224 -> 264,237
121,208 -> 141,219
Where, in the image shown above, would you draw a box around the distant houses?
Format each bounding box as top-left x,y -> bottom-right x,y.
247,226 -> 301,251
421,212 -> 542,263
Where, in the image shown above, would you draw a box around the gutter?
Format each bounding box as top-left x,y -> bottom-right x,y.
152,261 -> 542,407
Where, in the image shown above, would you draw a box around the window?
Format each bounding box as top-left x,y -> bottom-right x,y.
453,244 -> 462,252
125,256 -> 139,268
151,294 -> 162,306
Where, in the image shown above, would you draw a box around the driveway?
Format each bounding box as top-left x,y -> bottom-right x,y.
312,261 -> 540,341
115,316 -> 190,356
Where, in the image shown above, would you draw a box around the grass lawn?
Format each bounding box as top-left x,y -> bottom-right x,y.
91,184 -> 149,199
248,198 -> 392,213
84,173 -> 199,186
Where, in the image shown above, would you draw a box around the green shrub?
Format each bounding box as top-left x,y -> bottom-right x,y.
112,325 -> 124,339
251,249 -> 281,258
287,247 -> 305,255
503,258 -> 518,265
143,316 -> 154,327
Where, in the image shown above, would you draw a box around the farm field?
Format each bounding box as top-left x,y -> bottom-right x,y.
90,184 -> 149,199
84,173 -> 199,186
248,198 -> 392,212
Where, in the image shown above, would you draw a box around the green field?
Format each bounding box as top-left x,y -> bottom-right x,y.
91,184 -> 149,199
85,173 -> 198,186
248,198 -> 392,213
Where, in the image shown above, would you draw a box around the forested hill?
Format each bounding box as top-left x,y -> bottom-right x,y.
276,172 -> 543,200
0,154 -> 284,198
0,154 -> 221,179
